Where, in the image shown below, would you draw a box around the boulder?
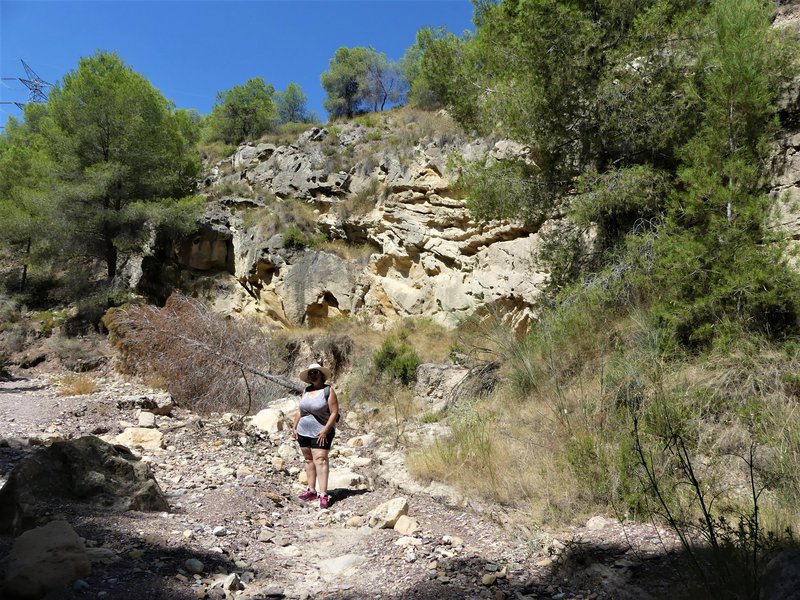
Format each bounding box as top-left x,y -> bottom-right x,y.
368,497 -> 409,529
115,427 -> 164,450
328,469 -> 365,490
137,411 -> 157,428
761,549 -> 800,600
250,408 -> 285,433
3,520 -> 91,600
393,515 -> 420,535
0,436 -> 168,534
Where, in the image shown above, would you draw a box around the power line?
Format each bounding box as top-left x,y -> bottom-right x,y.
0,59 -> 52,111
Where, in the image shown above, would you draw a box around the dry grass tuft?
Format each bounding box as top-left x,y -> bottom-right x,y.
408,385 -> 584,521
57,374 -> 100,396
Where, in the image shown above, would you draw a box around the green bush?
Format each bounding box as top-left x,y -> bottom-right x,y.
282,224 -> 307,249
374,335 -> 421,385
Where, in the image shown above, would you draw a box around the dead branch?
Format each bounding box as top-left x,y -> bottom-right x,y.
104,293 -> 302,415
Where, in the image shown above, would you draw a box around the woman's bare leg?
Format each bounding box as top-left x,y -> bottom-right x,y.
301,447 -> 316,491
311,448 -> 330,495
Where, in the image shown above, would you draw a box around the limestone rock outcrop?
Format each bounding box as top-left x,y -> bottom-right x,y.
132,113 -> 554,331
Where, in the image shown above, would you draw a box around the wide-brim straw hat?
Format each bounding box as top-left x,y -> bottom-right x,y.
298,362 -> 332,384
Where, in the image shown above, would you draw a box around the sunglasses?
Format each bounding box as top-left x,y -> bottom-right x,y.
308,370 -> 321,377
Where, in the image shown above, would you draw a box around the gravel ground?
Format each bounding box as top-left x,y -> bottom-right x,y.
0,367 -> 691,600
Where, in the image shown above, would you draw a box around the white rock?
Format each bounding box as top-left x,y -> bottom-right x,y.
395,536 -> 423,547
115,427 -> 164,450
137,412 -> 156,428
85,547 -> 119,565
328,469 -> 365,489
250,408 -> 285,433
277,444 -> 297,461
223,572 -> 242,591
394,515 -> 420,535
319,554 -> 368,575
586,515 -> 614,531
368,497 -> 409,529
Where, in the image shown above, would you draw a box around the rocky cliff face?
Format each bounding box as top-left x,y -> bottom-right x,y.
129,3 -> 800,336
130,111 -> 550,333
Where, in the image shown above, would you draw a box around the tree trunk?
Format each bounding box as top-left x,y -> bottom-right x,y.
104,223 -> 117,279
19,237 -> 31,291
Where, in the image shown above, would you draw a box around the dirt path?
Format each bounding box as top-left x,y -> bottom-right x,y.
0,370 -> 685,600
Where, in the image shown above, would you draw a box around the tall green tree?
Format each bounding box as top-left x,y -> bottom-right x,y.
44,51 -> 201,280
0,105 -> 55,290
321,46 -> 401,118
208,77 -> 277,143
275,83 -> 311,123
364,52 -> 404,112
400,26 -> 456,109
321,46 -> 374,118
651,0 -> 800,345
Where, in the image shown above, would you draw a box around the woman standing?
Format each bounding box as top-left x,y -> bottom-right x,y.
291,362 -> 339,509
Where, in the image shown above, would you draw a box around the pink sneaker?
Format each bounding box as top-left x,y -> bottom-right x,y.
298,489 -> 318,501
319,494 -> 331,509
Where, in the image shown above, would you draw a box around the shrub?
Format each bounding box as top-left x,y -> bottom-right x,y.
57,374 -> 100,396
33,310 -> 66,337
373,335 -> 421,385
199,141 -> 237,163
213,179 -> 253,198
282,224 -> 307,249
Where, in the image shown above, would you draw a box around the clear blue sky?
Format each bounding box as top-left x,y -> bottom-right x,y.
0,0 -> 475,125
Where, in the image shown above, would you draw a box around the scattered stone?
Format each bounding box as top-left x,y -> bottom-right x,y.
185,558 -> 204,574
396,536 -> 423,547
277,444 -> 296,461
482,573 -> 497,586
212,526 -> 227,537
346,515 -> 366,528
394,515 -> 420,535
258,528 -> 276,542
117,394 -> 174,416
137,412 -> 157,428
223,572 -> 242,591
85,547 -> 120,565
586,515 -> 614,531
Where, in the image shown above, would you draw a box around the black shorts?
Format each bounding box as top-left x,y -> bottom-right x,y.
297,430 -> 335,450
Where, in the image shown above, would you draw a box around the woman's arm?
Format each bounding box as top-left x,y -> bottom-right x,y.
317,386 -> 340,443
291,409 -> 300,439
